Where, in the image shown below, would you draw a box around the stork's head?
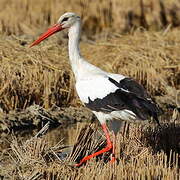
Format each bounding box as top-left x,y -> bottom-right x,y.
30,12 -> 80,47
58,12 -> 80,28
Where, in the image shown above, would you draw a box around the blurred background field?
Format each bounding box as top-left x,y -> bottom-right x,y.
0,0 -> 180,179
0,0 -> 180,36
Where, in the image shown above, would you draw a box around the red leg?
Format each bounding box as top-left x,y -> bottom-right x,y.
75,123 -> 113,167
110,132 -> 116,163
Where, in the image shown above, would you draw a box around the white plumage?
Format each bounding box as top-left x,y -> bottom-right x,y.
76,73 -> 125,103
30,12 -> 161,166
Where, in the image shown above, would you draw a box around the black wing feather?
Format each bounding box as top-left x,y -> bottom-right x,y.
108,77 -> 162,125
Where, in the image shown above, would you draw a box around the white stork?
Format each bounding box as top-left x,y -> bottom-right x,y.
30,12 -> 161,166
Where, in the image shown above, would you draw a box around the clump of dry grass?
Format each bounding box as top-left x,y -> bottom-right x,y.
1,122 -> 179,179
0,0 -> 180,35
0,35 -> 76,112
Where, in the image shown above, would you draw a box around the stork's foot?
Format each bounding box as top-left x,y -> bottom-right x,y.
75,123 -> 117,167
75,144 -> 113,167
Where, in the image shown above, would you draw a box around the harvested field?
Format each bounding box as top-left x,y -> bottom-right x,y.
0,0 -> 180,35
1,120 -> 180,179
0,0 -> 180,179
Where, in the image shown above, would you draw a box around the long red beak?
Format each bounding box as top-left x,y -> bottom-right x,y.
30,24 -> 64,47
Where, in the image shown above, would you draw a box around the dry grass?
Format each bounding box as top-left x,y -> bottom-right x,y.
0,35 -> 75,111
0,0 -> 180,35
0,0 -> 179,112
1,122 -> 180,179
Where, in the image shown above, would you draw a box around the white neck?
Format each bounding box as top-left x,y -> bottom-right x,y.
67,20 -> 105,80
68,20 -> 82,78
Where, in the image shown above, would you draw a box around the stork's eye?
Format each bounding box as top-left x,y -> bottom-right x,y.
62,17 -> 69,22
